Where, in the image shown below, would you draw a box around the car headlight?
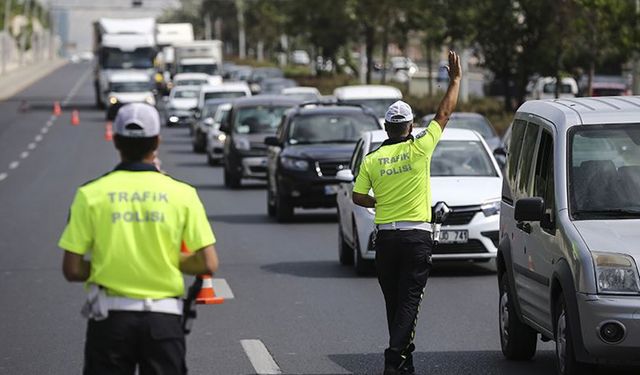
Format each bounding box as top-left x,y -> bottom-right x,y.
108,96 -> 118,105
281,157 -> 309,171
145,96 -> 155,105
217,133 -> 226,142
481,199 -> 501,216
168,116 -> 179,123
592,252 -> 640,295
233,137 -> 250,151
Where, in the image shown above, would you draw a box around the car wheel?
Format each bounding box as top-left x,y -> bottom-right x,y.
353,224 -> 372,276
555,294 -> 593,375
267,181 -> 276,217
275,191 -> 293,222
338,220 -> 354,266
193,132 -> 206,153
499,273 -> 537,360
224,168 -> 241,189
207,152 -> 217,166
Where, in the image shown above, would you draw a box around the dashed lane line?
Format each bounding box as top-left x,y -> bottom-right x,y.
41,127 -> 49,134
62,68 -> 91,106
28,143 -> 36,150
241,339 -> 282,375
0,173 -> 7,182
34,134 -> 43,142
20,152 -> 29,159
9,161 -> 19,170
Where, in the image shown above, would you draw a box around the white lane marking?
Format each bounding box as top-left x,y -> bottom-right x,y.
0,173 -> 7,182
49,115 -> 56,122
28,143 -> 36,150
34,135 -> 43,142
41,127 -> 49,134
9,161 -> 19,170
46,119 -> 53,126
212,279 -> 234,299
62,68 -> 91,105
241,339 -> 282,375
20,151 -> 29,159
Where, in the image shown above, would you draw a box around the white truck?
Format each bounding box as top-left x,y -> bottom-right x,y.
173,40 -> 223,78
93,18 -> 157,108
156,23 -> 194,77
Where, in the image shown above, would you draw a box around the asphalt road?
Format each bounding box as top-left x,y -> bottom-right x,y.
0,62 -> 630,375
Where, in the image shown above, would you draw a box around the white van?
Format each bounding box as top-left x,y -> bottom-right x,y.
333,85 -> 402,123
107,71 -> 155,107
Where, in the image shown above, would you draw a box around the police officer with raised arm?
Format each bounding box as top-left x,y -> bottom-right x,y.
59,103 -> 219,375
352,51 -> 462,375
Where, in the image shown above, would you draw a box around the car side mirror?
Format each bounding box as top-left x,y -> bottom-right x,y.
264,136 -> 281,147
515,197 -> 544,222
494,146 -> 507,157
335,169 -> 354,182
204,117 -> 215,127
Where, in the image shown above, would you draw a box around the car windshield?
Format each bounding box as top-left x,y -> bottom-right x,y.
431,140 -> 497,177
174,90 -> 198,99
543,83 -> 573,94
251,69 -> 283,82
202,103 -> 222,118
110,81 -> 150,93
205,91 -> 247,100
181,64 -> 218,75
570,125 -> 640,219
446,117 -> 496,139
339,98 -> 397,119
262,80 -> 296,94
288,113 -> 379,144
233,105 -> 289,134
102,48 -> 154,69
214,107 -> 231,125
283,93 -> 320,102
175,79 -> 207,86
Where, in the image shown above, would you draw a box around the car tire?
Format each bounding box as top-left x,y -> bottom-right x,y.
193,132 -> 206,153
275,192 -> 293,222
353,224 -> 372,276
338,221 -> 354,266
555,294 -> 594,375
224,168 -> 241,189
499,273 -> 537,360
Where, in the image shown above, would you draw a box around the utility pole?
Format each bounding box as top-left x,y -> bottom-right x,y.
235,0 -> 245,59
2,0 -> 12,74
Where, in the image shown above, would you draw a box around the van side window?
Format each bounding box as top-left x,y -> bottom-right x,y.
516,123 -> 540,197
507,120 -> 527,187
533,130 -> 555,232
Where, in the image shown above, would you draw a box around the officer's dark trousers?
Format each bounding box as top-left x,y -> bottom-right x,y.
375,229 -> 433,369
84,311 -> 186,375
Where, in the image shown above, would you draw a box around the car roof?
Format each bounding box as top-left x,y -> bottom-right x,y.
173,73 -> 209,80
201,82 -> 250,92
231,95 -> 302,107
517,96 -> 640,128
282,86 -> 320,94
333,85 -> 402,99
109,71 -> 149,82
293,104 -> 376,117
366,128 -> 482,144
173,85 -> 200,92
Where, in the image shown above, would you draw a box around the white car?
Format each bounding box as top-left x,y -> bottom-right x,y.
165,85 -> 200,126
281,86 -> 321,102
333,85 -> 402,124
172,73 -> 221,87
107,71 -> 155,107
205,102 -> 232,165
526,76 -> 579,100
336,128 -> 503,274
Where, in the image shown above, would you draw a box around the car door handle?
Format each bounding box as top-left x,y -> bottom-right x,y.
516,222 -> 531,234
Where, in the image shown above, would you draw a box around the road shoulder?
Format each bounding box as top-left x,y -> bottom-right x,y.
0,60 -> 68,101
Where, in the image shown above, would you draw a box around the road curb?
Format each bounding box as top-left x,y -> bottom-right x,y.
0,59 -> 68,101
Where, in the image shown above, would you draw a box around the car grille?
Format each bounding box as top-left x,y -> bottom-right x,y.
441,207 -> 480,225
317,161 -> 349,177
249,166 -> 267,174
434,240 -> 487,254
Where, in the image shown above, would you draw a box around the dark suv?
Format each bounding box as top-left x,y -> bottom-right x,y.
220,96 -> 302,188
265,103 -> 381,221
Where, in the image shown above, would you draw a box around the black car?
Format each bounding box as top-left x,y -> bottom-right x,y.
219,96 -> 303,188
265,103 -> 381,221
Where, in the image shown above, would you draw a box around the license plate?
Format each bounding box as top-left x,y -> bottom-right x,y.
439,230 -> 468,244
324,184 -> 339,195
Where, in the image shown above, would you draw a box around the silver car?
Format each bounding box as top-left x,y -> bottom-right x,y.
499,96 -> 640,374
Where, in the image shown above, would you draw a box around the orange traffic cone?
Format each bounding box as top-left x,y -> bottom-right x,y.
104,122 -> 113,141
196,274 -> 224,305
53,101 -> 61,116
71,110 -> 80,126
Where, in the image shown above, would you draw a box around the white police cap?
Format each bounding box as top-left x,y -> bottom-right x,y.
114,103 -> 161,138
384,100 -> 414,124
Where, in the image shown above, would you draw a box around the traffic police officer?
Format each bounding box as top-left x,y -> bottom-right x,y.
352,51 -> 462,375
59,103 -> 219,375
